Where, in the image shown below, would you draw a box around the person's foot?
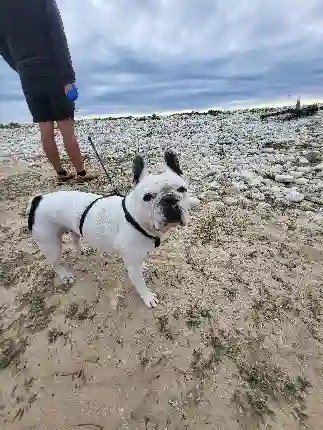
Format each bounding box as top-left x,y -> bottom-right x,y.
75,170 -> 98,183
57,169 -> 75,183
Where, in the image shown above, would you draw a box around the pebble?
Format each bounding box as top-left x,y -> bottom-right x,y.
224,185 -> 241,195
284,189 -> 305,203
208,181 -> 220,191
223,196 -> 238,206
199,191 -> 220,202
189,197 -> 201,208
289,171 -> 304,178
297,166 -> 313,173
271,185 -> 285,198
294,178 -> 308,185
247,190 -> 265,201
275,174 -> 295,183
247,176 -> 263,187
208,201 -> 225,209
298,157 -> 310,166
307,151 -> 321,164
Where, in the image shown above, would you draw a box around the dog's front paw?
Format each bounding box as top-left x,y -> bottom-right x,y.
142,291 -> 159,308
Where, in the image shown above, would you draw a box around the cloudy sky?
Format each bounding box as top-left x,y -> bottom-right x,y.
1,0 -> 323,123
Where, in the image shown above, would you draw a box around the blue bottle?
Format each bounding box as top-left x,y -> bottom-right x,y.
65,84 -> 78,102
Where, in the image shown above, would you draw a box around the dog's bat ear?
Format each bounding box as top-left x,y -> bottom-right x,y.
164,150 -> 183,176
132,154 -> 145,184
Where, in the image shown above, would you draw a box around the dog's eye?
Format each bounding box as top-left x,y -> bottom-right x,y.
177,186 -> 187,193
143,193 -> 153,202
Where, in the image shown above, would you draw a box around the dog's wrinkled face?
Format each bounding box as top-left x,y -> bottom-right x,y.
131,151 -> 190,231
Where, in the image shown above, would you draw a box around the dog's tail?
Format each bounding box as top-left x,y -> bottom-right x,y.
26,194 -> 43,232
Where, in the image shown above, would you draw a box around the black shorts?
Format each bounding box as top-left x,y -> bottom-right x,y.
24,87 -> 75,123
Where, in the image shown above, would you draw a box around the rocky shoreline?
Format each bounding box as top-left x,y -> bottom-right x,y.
1,107 -> 323,212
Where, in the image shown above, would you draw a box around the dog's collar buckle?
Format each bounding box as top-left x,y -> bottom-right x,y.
122,198 -> 160,248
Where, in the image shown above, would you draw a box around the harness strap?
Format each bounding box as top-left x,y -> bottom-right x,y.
79,197 -> 105,236
121,197 -> 160,248
78,195 -> 161,248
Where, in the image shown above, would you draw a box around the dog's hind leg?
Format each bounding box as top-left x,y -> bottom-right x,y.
34,228 -> 76,285
71,232 -> 92,256
71,232 -> 82,255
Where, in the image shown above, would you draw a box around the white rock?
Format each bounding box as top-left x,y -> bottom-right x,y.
198,191 -> 220,202
297,166 -> 313,173
271,185 -> 284,198
294,178 -> 308,185
314,162 -> 323,171
275,174 -> 295,183
316,171 -> 323,178
247,176 -> 263,187
240,197 -> 254,207
189,197 -> 201,208
223,196 -> 238,206
312,213 -> 323,225
273,164 -> 283,172
289,171 -> 304,178
208,181 -> 220,190
240,170 -> 255,181
284,189 -> 305,203
257,202 -> 271,211
263,147 -> 275,153
248,190 -> 265,201
262,179 -> 272,185
224,184 -> 241,195
233,181 -> 247,191
299,157 -> 309,166
208,201 -> 225,209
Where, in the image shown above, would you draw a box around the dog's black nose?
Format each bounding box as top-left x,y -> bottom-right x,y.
160,193 -> 178,207
160,193 -> 182,224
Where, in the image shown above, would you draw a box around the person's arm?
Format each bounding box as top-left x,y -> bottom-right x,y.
0,32 -> 17,72
44,0 -> 76,84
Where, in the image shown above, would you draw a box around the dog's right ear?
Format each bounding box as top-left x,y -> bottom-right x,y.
164,150 -> 183,176
132,155 -> 145,185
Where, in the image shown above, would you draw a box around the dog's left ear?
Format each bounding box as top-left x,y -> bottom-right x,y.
132,155 -> 145,184
164,150 -> 183,176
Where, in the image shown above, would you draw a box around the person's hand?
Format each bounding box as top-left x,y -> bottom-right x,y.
64,83 -> 78,102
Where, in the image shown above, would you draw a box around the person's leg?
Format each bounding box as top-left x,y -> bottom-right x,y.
56,118 -> 84,172
24,91 -> 74,181
52,91 -> 98,182
38,121 -> 63,172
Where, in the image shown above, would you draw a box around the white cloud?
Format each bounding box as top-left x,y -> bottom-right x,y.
59,0 -> 323,61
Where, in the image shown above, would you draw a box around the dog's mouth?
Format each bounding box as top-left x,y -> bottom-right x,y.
154,212 -> 187,231
152,195 -> 188,231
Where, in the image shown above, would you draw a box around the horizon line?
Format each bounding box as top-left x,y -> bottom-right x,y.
2,97 -> 322,125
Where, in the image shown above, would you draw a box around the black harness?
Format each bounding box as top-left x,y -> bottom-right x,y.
79,196 -> 105,237
79,196 -> 160,248
121,198 -> 160,248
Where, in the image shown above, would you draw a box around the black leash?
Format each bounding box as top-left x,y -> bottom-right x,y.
87,135 -> 123,196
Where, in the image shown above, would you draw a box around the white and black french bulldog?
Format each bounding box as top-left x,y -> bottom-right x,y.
26,151 -> 192,308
